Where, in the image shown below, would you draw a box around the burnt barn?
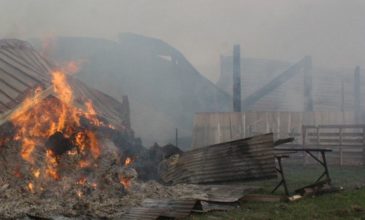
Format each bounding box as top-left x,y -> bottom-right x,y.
0,39 -> 287,219
0,38 -> 348,220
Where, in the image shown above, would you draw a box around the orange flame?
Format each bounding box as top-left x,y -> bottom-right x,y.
9,63 -> 113,189
21,138 -> 36,164
124,157 -> 132,166
120,176 -> 131,189
45,149 -> 59,180
27,182 -> 35,193
33,169 -> 41,179
76,190 -> 83,198
79,160 -> 91,168
77,177 -> 87,185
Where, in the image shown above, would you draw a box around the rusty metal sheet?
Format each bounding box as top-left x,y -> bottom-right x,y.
161,133 -> 276,184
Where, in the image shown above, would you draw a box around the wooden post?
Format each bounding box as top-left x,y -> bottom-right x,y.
363,126 -> 365,166
288,112 -> 292,136
341,80 -> 345,123
341,80 -> 345,112
266,112 -> 270,133
317,126 -> 320,163
339,127 -> 343,166
303,56 -> 314,111
354,66 -> 361,121
303,126 -> 307,164
242,113 -> 246,138
175,128 -> 178,148
233,45 -> 242,112
277,113 -> 281,139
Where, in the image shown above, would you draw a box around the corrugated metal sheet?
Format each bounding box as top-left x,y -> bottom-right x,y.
0,39 -> 129,129
180,184 -> 258,202
0,39 -> 51,114
122,185 -> 259,219
123,199 -> 197,220
161,133 -> 276,185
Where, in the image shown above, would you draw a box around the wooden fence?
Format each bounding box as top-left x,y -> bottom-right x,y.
302,125 -> 365,165
192,112 -> 365,166
192,112 -> 361,148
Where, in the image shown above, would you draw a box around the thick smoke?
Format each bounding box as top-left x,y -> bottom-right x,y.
0,0 -> 364,81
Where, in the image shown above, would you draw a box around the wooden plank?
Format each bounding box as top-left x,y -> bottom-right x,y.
242,194 -> 287,202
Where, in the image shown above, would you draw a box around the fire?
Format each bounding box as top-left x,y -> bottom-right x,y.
21,138 -> 36,164
77,177 -> 87,185
8,63 -> 112,192
119,157 -> 134,189
51,70 -> 79,131
33,169 -> 41,178
87,131 -> 100,159
45,149 -> 60,180
124,157 -> 132,166
79,160 -> 90,168
76,190 -> 83,198
27,182 -> 35,193
120,176 -> 131,189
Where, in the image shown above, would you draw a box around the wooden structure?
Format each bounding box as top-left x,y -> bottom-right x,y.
241,57 -> 311,111
218,56 -> 364,112
302,125 -> 365,165
192,112 -> 365,166
192,111 -> 362,148
233,45 -> 241,112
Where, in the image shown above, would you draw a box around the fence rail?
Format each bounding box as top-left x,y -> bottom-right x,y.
302,125 -> 365,165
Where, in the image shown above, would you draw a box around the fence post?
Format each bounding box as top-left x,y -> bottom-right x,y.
339,127 -> 343,166
303,126 -> 307,164
317,126 -> 320,162
363,126 -> 365,166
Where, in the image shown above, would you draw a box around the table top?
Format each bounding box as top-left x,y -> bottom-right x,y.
274,147 -> 332,152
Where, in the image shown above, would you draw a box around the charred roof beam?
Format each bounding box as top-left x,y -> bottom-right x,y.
242,57 -> 307,110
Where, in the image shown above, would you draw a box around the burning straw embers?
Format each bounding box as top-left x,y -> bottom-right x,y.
0,39 -> 278,219
0,39 -> 142,218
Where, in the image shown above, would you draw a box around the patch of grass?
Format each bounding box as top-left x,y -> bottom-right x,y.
188,165 -> 365,220
190,188 -> 365,220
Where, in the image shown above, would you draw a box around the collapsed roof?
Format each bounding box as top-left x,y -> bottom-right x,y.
32,33 -> 232,147
0,39 -> 130,130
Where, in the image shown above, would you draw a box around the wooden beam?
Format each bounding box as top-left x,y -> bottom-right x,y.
303,56 -> 314,111
233,45 -> 241,112
242,57 -> 307,110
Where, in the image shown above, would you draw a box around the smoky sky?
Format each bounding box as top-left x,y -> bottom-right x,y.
1,0 -> 364,81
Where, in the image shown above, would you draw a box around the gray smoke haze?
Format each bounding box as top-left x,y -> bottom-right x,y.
1,0 -> 364,82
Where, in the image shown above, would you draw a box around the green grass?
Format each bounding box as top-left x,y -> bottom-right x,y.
188,165 -> 365,220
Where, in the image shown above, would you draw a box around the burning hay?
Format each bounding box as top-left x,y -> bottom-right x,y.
0,39 -> 274,219
0,39 -> 149,218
